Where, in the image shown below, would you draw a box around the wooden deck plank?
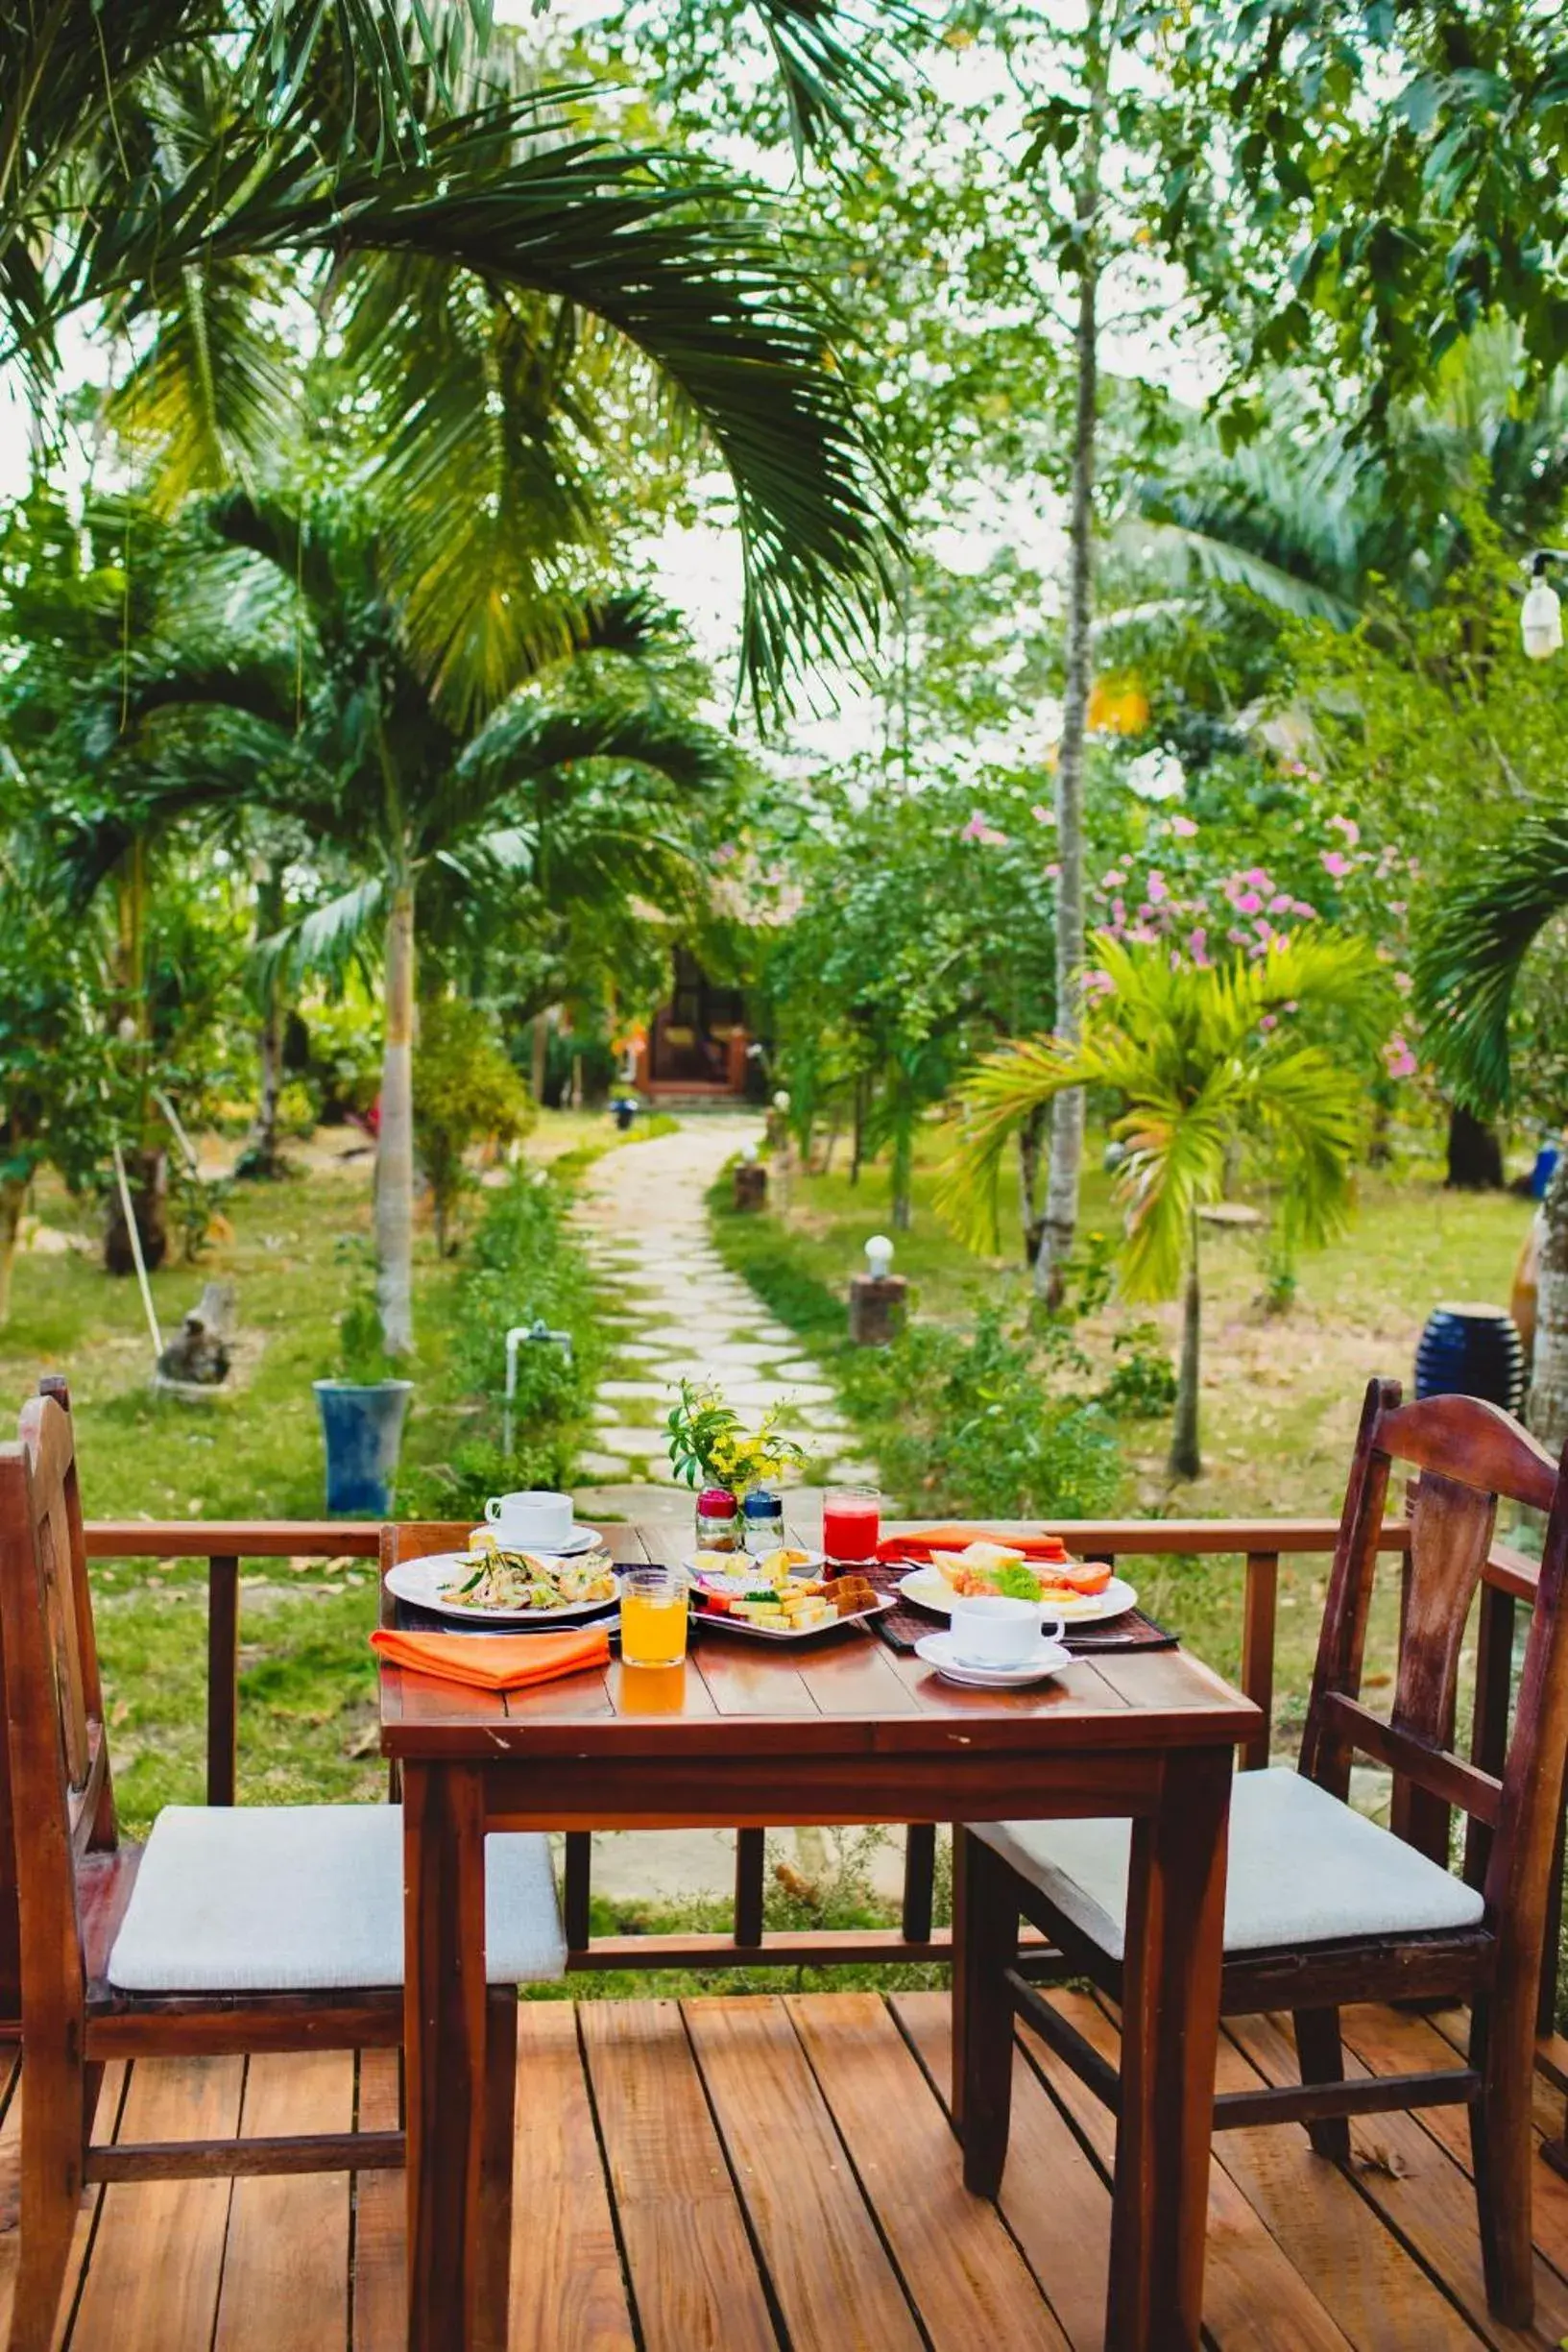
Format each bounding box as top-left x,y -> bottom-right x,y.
1337,2000 -> 1568,2268
684,1995 -> 925,2352
893,1990 -> 1112,2351
577,1999 -> 776,2352
350,2049 -> 404,2352
509,2005 -> 636,2352
1229,2011 -> 1568,2352
212,2052 -> 353,2352
1203,2022 -> 1480,2351
1018,1992 -> 1356,2352
65,2054 -> 244,2352
789,1991 -> 1069,2350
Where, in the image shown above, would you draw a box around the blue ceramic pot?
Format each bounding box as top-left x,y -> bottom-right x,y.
1413,1302 -> 1526,1416
313,1378 -> 414,1515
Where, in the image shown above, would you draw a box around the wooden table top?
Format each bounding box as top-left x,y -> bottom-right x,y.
379,1518 -> 1261,1762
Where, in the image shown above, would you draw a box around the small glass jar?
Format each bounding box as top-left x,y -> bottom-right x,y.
695,1486 -> 739,1551
741,1487 -> 785,1557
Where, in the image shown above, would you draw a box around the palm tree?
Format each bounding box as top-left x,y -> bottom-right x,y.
4,5 -> 894,714
1413,815 -> 1568,1450
114,494 -> 737,1352
936,932 -> 1388,1480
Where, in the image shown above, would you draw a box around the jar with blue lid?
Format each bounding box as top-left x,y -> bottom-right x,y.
741,1487 -> 785,1557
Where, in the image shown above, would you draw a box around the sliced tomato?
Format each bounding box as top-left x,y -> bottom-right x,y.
1039,1559 -> 1112,1596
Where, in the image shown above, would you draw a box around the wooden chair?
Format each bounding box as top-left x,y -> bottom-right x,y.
953,1380 -> 1568,2327
0,1391 -> 567,2352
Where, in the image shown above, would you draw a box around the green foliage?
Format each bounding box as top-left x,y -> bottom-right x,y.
412,995 -> 534,1252
942,931 -> 1392,1297
842,1312 -> 1122,1522
332,1244 -> 399,1384
397,1166 -> 603,1515
663,1374 -> 805,1491
293,999 -> 382,1122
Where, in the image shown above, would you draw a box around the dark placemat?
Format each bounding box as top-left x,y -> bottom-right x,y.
394,1599 -> 621,1639
843,1563 -> 1178,1657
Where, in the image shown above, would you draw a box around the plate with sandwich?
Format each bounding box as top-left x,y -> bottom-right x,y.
895,1537 -> 1136,1626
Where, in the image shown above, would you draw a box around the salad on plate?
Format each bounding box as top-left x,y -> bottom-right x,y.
442,1531 -> 617,1613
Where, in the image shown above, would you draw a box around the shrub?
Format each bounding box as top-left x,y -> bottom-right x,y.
843,1311 -> 1122,1518
399,1171 -> 604,1516
413,998 -> 535,1254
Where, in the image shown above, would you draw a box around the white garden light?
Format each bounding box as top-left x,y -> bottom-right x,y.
1522,550 -> 1568,659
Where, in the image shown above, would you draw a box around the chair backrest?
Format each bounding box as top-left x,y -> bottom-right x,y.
0,1394 -> 119,2025
1301,1378 -> 1568,1950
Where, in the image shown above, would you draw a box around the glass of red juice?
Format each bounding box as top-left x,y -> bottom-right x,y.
823,1486 -> 880,1564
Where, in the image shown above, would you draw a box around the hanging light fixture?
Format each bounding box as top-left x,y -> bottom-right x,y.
1521,550 -> 1568,660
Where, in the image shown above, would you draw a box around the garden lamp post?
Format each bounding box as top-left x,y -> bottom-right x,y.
1522,550 -> 1568,659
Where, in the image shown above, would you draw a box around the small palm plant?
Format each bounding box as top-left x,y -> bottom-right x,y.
936,932 -> 1389,1480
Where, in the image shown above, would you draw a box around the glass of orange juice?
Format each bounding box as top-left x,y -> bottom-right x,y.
619,1564 -> 688,1667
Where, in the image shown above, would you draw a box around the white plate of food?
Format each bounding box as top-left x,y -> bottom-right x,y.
691,1571 -> 893,1641
685,1545 -> 825,1595
895,1540 -> 1138,1627
385,1541 -> 622,1626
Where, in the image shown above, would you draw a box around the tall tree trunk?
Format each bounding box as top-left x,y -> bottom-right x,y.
1445,1102 -> 1505,1190
104,1149 -> 168,1275
891,1113 -> 913,1232
1169,1212 -> 1202,1481
376,882 -> 417,1359
1018,1101 -> 1048,1266
850,1071 -> 869,1188
530,1007 -> 551,1106
0,1176 -> 26,1325
1036,14 -> 1106,1305
244,866 -> 287,1176
1531,1154 -> 1568,1455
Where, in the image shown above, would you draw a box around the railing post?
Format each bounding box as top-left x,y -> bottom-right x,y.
206,1556 -> 240,1807
1240,1553 -> 1278,1772
564,1832 -> 592,1954
902,1823 -> 937,1945
735,1828 -> 765,1947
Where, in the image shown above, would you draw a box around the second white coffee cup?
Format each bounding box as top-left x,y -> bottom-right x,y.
950,1593 -> 1061,1666
482,1489 -> 574,1550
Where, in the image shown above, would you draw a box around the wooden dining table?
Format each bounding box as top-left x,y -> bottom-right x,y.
378,1518 -> 1261,2352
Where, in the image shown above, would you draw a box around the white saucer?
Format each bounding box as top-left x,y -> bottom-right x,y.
914,1631 -> 1073,1688
471,1523 -> 597,1557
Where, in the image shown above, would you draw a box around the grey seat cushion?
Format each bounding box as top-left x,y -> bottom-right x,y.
975,1766 -> 1485,1962
108,1803 -> 566,1993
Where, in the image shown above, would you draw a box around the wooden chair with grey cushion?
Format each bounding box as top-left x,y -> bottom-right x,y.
953,1379 -> 1568,2327
0,1390 -> 567,2352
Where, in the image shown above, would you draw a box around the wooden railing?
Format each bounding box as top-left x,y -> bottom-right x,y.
83,1515 -> 1435,1976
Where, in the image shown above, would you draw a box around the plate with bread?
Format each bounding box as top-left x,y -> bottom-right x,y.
895,1538 -> 1136,1626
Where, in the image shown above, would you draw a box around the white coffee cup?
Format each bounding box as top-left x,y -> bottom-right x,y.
482,1490 -> 573,1550
950,1594 -> 1060,1667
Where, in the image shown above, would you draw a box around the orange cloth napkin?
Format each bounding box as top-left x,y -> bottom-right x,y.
371,1624 -> 610,1692
875,1525 -> 1070,1567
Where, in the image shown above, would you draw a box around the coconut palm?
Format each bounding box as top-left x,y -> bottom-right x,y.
936,932 -> 1388,1480
1413,815 -> 1568,1450
84,492 -> 739,1351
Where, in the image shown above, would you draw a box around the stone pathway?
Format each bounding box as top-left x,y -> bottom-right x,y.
568,1115 -> 873,1492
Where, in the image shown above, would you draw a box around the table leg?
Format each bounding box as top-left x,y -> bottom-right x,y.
404,1760 -> 490,2352
1106,1744 -> 1232,2352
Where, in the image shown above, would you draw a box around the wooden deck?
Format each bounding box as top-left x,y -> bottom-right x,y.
6,1989 -> 1568,2350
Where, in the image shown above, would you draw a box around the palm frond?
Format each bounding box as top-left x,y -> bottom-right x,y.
54,97 -> 894,701
1412,811 -> 1568,1112
271,876 -> 387,992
